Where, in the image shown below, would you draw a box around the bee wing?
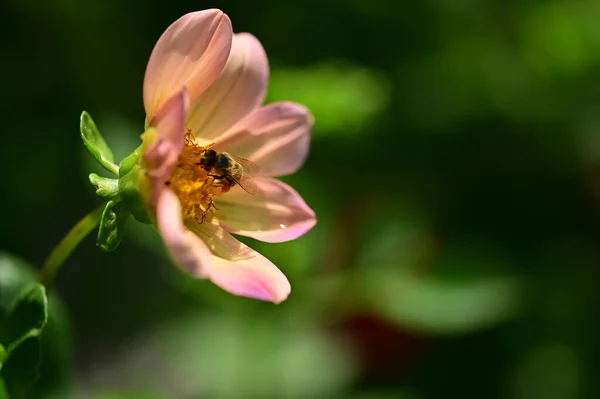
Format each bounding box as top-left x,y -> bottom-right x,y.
228,154 -> 261,174
235,174 -> 260,195
222,153 -> 260,195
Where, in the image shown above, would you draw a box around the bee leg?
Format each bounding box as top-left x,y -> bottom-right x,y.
199,199 -> 219,224
200,206 -> 211,224
208,173 -> 227,179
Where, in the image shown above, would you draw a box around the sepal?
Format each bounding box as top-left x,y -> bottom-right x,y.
89,174 -> 119,200
118,148 -> 152,224
97,200 -> 130,252
80,111 -> 119,175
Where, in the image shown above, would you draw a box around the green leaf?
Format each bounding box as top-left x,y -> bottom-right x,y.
0,253 -> 37,310
0,344 -> 5,369
3,331 -> 42,385
33,295 -> 72,397
80,312 -> 356,398
267,62 -> 390,135
95,392 -> 168,399
89,173 -> 119,200
97,200 -> 130,252
118,155 -> 152,224
0,254 -> 72,396
80,111 -> 119,175
507,344 -> 582,399
0,284 -> 48,385
7,284 -> 48,345
363,270 -> 522,336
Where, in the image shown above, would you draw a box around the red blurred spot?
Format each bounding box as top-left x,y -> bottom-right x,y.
336,314 -> 428,384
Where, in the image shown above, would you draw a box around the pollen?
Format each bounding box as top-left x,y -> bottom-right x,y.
167,133 -> 224,222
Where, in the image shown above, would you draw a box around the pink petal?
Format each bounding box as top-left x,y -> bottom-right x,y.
144,89 -> 188,187
215,177 -> 316,243
185,218 -> 254,261
143,9 -> 232,121
209,249 -> 291,304
213,102 -> 313,177
187,33 -> 269,143
186,219 -> 291,303
157,188 -> 213,278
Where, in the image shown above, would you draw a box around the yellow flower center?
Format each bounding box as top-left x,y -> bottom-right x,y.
166,132 -> 224,222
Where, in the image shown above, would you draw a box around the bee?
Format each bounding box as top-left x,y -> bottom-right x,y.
197,148 -> 259,195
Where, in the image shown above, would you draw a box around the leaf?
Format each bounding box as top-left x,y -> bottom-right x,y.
0,344 -> 5,369
0,254 -> 71,396
267,62 -> 389,135
3,331 -> 42,385
507,344 -> 582,399
356,215 -> 524,335
0,253 -> 38,310
8,283 -> 48,346
80,111 -> 119,175
168,315 -> 357,398
95,313 -> 357,399
97,200 -> 130,252
89,173 -> 119,200
0,284 -> 48,385
363,270 -> 523,336
6,284 -> 47,345
0,254 -> 40,347
32,295 -> 73,397
95,392 -> 168,399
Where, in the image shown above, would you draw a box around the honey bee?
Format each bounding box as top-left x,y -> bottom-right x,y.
197,148 -> 259,195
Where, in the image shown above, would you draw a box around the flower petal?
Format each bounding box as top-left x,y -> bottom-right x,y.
209,249 -> 291,304
144,89 -> 188,184
187,33 -> 269,143
213,102 -> 313,177
185,218 -> 291,303
185,219 -> 254,261
143,9 -> 232,121
215,177 -> 316,243
157,188 -> 212,278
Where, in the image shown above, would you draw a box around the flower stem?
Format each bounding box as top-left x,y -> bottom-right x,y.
40,204 -> 105,287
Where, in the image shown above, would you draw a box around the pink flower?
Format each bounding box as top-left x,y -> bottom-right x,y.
139,10 -> 315,304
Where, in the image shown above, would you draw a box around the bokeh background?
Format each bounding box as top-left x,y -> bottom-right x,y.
2,0 -> 600,398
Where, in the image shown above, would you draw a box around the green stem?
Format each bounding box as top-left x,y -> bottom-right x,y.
40,204 -> 105,287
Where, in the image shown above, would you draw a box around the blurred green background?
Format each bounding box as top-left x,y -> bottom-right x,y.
2,0 -> 600,397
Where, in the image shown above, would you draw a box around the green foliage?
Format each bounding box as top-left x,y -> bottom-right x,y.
81,111 -> 119,175
507,344 -> 582,399
0,378 -> 8,398
0,253 -> 71,397
520,2 -> 600,76
97,200 -> 130,252
92,313 -> 357,399
118,147 -> 153,225
0,282 -> 47,386
89,174 -> 120,200
351,391 -> 417,399
267,62 -> 389,135
363,270 -> 522,335
0,256 -> 37,310
6,284 -> 47,345
3,330 -> 43,385
94,393 -> 168,399
4,0 -> 600,397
